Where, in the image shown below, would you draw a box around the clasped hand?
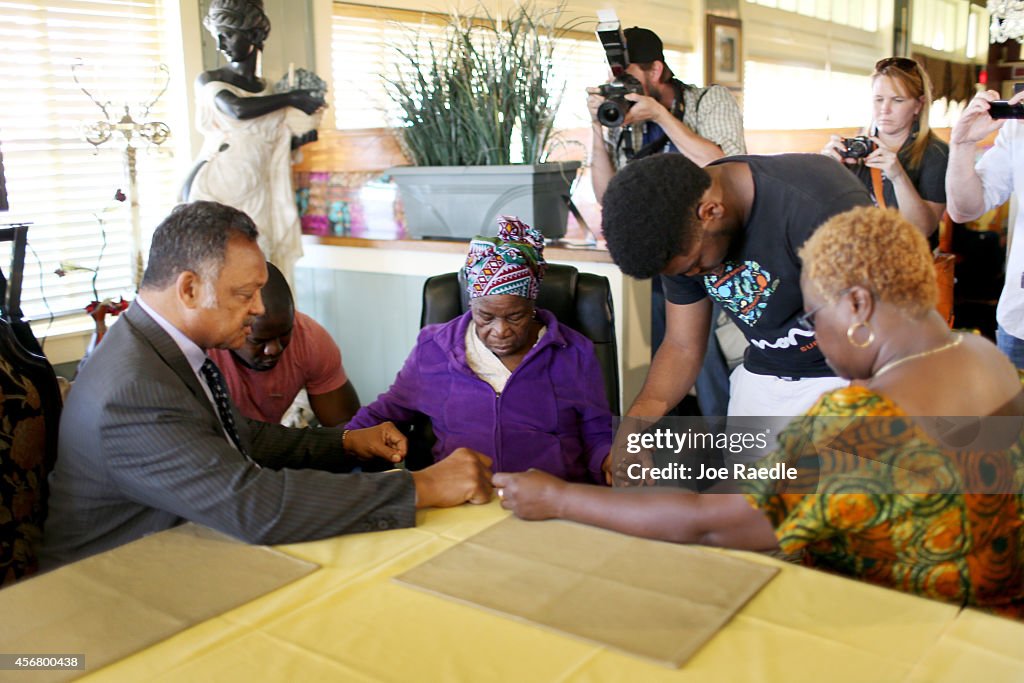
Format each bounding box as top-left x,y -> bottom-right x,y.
606,416 -> 660,487
493,469 -> 566,520
344,422 -> 407,463
411,447 -> 493,509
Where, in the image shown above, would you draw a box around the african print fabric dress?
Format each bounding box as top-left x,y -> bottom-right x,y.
742,385 -> 1024,619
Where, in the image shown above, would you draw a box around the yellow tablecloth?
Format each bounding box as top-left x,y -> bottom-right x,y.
80,502 -> 1024,682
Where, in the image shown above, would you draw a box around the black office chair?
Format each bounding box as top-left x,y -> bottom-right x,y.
403,264 -> 619,470
421,264 -> 619,412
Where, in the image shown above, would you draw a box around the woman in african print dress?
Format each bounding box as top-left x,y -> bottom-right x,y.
494,206 -> 1024,618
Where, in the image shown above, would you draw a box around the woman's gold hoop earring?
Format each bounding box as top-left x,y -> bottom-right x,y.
847,321 -> 875,348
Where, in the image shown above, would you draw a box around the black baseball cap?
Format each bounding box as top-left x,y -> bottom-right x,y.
625,27 -> 665,64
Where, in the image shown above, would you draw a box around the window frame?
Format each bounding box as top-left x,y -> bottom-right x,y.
0,0 -> 181,342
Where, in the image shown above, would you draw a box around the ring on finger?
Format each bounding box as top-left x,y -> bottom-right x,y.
497,488 -> 505,499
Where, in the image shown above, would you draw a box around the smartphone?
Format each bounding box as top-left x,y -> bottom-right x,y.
990,101 -> 1024,119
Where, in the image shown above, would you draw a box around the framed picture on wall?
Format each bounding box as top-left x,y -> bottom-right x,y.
705,15 -> 742,89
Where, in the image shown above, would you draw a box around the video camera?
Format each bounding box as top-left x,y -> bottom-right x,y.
593,11 -> 639,128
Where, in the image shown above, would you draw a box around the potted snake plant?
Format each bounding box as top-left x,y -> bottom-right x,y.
384,3 -> 580,240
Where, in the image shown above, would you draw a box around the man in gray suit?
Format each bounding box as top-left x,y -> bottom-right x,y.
42,201 -> 493,567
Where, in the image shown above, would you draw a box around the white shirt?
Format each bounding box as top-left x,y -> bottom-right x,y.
976,120 -> 1024,336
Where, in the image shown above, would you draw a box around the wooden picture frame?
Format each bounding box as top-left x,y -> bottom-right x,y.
705,15 -> 743,89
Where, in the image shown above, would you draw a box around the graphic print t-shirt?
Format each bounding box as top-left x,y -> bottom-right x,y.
663,154 -> 871,378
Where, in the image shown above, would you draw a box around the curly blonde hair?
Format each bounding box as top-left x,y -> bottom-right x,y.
799,207 -> 936,318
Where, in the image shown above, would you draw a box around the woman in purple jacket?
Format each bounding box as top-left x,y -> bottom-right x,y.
346,218 -> 613,484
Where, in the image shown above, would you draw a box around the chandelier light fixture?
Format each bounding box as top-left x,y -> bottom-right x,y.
989,0 -> 1024,43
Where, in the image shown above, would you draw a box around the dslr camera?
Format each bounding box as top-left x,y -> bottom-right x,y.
596,74 -> 643,127
592,11 -> 638,128
840,136 -> 877,160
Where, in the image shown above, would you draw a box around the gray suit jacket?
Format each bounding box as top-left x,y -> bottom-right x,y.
41,303 -> 416,567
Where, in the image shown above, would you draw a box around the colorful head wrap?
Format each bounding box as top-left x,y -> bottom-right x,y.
463,216 -> 547,300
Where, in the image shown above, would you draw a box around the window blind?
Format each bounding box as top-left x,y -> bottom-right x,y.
740,0 -> 884,128
911,0 -> 988,59
745,0 -> 880,31
329,3 -> 694,134
0,0 -> 177,327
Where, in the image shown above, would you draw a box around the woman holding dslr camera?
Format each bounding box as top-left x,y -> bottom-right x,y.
821,57 -> 948,236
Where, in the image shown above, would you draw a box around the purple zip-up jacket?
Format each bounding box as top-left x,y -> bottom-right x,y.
347,309 -> 612,483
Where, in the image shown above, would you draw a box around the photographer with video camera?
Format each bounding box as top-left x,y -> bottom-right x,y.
947,87 -> 1024,368
589,26 -> 745,204
590,24 -> 745,418
820,57 -> 948,237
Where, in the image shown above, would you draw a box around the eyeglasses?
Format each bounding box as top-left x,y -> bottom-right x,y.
796,302 -> 828,332
797,288 -> 854,332
875,57 -> 918,74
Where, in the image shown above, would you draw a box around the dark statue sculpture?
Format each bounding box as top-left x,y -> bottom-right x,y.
185,0 -> 325,281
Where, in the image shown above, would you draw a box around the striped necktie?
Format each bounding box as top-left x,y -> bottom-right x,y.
200,358 -> 248,457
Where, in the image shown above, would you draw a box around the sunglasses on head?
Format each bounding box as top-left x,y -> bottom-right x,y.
875,56 -> 918,73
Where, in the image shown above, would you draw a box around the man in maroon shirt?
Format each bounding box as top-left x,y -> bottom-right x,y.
208,262 -> 360,426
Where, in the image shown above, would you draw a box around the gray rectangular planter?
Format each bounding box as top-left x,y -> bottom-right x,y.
388,161 -> 581,240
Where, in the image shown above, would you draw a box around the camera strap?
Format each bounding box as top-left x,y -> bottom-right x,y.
622,80 -> 688,160
624,80 -> 704,161
631,133 -> 669,161
869,167 -> 887,209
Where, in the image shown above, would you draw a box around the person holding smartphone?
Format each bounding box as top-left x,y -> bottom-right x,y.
821,57 -> 948,237
947,86 -> 1024,368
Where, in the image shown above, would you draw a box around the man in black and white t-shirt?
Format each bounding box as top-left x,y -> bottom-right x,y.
602,153 -> 871,422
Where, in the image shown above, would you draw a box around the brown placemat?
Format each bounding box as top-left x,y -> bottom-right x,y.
396,517 -> 778,668
0,524 -> 318,681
